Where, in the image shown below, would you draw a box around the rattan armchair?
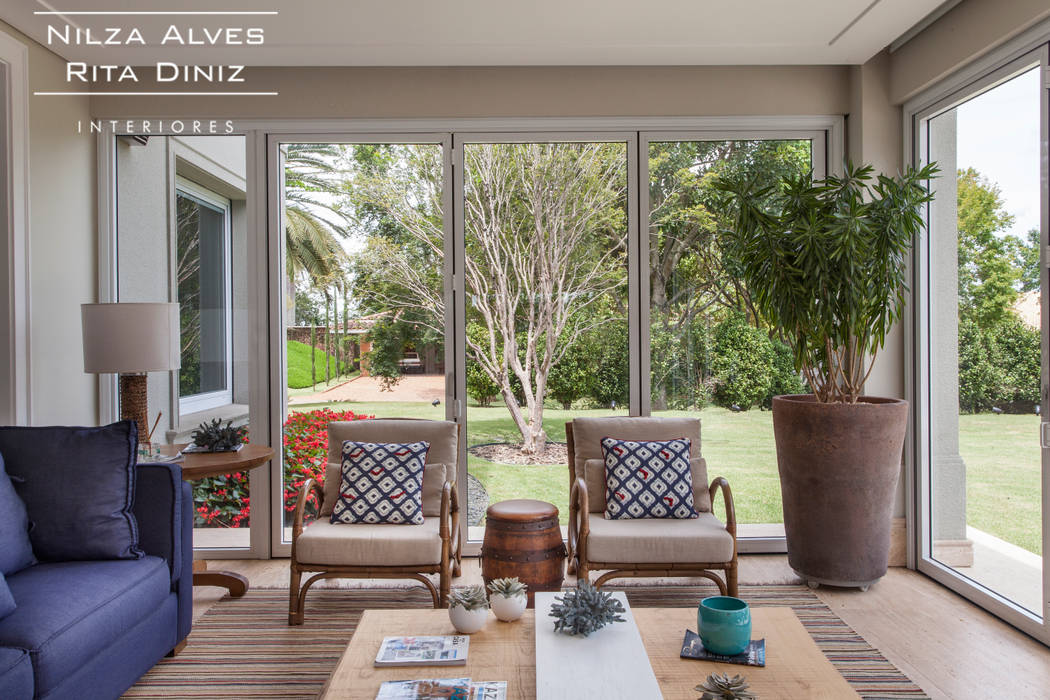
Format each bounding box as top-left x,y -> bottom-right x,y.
565,416 -> 738,595
288,419 -> 462,625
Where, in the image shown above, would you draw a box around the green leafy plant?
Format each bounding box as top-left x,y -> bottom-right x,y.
448,585 -> 490,611
696,672 -> 756,700
549,582 -> 625,637
487,577 -> 527,598
190,419 -> 246,452
711,312 -> 774,410
717,162 -> 938,403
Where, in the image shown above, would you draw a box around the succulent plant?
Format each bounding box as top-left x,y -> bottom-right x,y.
190,418 -> 246,451
487,577 -> 527,598
549,582 -> 625,637
448,585 -> 490,611
695,673 -> 757,700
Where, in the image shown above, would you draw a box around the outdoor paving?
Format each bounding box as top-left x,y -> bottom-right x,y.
288,374 -> 445,405
957,525 -> 1043,615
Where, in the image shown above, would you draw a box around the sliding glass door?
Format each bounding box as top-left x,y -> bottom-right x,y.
914,47 -> 1049,642
267,123 -> 837,555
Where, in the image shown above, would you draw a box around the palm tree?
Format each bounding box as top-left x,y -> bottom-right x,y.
283,143 -> 349,284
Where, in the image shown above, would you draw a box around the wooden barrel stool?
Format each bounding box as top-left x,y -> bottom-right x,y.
481,499 -> 566,607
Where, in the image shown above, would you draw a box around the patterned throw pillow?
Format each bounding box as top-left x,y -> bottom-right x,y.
330,441 -> 429,525
601,437 -> 698,519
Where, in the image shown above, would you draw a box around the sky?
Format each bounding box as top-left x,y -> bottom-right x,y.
955,65 -> 1042,240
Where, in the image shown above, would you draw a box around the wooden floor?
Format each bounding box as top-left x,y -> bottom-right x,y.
193,556 -> 1050,699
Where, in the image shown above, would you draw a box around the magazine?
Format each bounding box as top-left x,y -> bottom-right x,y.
375,678 -> 472,699
374,636 -> 470,667
680,629 -> 766,667
469,681 -> 508,700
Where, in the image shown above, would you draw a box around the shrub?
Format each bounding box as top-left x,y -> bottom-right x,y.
192,407 -> 372,527
547,340 -> 591,409
583,319 -> 630,408
711,313 -> 774,410
959,315 -> 1039,412
466,362 -> 501,406
650,316 -> 712,410
764,338 -> 806,407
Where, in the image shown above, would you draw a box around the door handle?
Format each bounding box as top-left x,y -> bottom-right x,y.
1041,422 -> 1050,449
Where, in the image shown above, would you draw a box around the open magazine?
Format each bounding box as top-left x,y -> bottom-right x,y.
374,636 -> 470,667
375,679 -> 507,700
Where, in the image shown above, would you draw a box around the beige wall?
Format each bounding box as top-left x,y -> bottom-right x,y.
890,0 -> 1050,104
0,20 -> 97,425
90,65 -> 851,119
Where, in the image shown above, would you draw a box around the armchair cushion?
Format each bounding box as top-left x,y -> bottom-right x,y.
0,422 -> 142,562
295,517 -> 443,566
571,417 -> 711,511
601,437 -> 698,519
585,513 -> 734,564
322,419 -> 458,516
0,452 -> 34,575
331,441 -> 429,524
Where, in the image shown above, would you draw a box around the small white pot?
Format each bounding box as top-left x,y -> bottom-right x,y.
490,593 -> 527,622
448,604 -> 489,634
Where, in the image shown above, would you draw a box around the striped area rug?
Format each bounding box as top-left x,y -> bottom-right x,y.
124,585 -> 928,699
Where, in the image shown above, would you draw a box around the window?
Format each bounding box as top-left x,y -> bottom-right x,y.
176,178 -> 234,414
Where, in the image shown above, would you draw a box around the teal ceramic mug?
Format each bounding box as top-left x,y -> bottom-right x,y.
698,596 -> 751,656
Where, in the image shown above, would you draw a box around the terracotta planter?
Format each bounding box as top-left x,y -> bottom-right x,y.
772,395 -> 908,589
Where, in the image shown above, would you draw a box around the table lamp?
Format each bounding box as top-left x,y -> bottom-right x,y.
82,303 -> 181,442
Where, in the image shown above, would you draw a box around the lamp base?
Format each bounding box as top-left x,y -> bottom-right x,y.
119,373 -> 149,442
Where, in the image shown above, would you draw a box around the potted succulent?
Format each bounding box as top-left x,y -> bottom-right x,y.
717,162 -> 938,589
448,585 -> 490,634
188,418 -> 246,453
486,577 -> 528,622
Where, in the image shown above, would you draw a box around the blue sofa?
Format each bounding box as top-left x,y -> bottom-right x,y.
0,427 -> 192,700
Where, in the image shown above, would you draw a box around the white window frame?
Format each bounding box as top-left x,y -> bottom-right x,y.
174,176 -> 235,415
904,21 -> 1050,643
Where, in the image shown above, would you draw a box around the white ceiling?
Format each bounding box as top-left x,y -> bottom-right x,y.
2,0 -> 946,66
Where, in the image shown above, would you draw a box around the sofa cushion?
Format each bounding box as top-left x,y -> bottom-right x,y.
0,557 -> 169,696
0,451 -> 34,575
0,422 -> 142,561
322,419 -> 458,516
585,513 -> 734,564
331,441 -> 429,525
601,437 -> 699,520
0,572 -> 14,620
582,456 -> 711,513
296,517 -> 443,566
0,646 -> 32,700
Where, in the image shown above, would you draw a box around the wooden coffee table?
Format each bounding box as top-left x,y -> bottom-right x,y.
320,606 -> 859,699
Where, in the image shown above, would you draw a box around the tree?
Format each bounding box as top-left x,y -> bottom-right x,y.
347,143 -> 627,454
1010,228 -> 1040,293
956,167 -> 1018,326
647,140 -> 810,408
283,143 -> 350,285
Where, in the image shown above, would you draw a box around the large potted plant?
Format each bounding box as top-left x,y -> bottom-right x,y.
717,162 -> 937,589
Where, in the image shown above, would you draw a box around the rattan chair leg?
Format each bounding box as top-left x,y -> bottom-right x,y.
288,564 -> 304,626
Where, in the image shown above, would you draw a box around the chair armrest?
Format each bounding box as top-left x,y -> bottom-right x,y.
440,480 -> 452,540
133,462 -> 192,644
569,477 -> 590,558
709,476 -> 736,537
291,478 -> 325,545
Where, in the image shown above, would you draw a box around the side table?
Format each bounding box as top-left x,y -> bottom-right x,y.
480,499 -> 566,607
159,443 -> 275,597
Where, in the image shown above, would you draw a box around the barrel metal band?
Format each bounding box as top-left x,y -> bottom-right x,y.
485,518 -> 558,533
480,544 -> 567,563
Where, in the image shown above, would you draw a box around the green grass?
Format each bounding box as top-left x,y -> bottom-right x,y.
288,400 -> 1041,554
286,340 -> 354,389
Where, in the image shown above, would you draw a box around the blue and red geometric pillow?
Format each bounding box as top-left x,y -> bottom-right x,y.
601,437 -> 698,519
330,441 -> 429,525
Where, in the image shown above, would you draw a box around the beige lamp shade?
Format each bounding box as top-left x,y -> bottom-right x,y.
82,303 -> 181,374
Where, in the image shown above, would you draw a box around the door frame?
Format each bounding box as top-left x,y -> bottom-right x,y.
905,41 -> 1050,643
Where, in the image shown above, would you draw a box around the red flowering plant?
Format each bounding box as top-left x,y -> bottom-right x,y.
191,407 -> 372,528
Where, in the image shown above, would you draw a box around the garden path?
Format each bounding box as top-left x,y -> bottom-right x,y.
289,374 -> 445,405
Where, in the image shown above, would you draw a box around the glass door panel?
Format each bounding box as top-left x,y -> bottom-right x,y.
645,138 -> 814,537
459,139 -> 630,540
923,63 -> 1045,622
277,141 -> 446,544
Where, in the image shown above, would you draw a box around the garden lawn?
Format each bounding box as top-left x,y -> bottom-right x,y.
286,340 -> 354,389
289,400 -> 1042,554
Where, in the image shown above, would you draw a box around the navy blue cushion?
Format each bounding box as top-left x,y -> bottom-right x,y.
0,422 -> 142,561
0,557 -> 170,696
0,451 -> 34,575
0,572 -> 14,620
601,437 -> 699,519
331,440 -> 429,524
0,646 -> 33,700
